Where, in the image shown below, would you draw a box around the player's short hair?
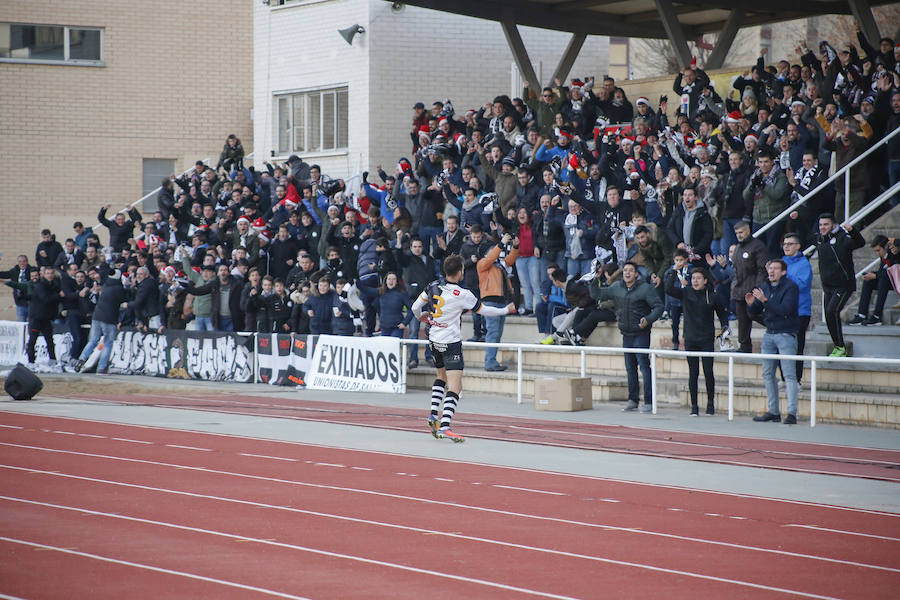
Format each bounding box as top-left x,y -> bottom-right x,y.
444,254 -> 464,277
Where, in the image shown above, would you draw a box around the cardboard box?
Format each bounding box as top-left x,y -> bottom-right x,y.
534,377 -> 592,411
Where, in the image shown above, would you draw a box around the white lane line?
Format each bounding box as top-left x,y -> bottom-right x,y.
111,438 -> 153,445
0,593 -> 29,600
492,485 -> 567,497
1,453 -> 895,576
0,494 -> 844,600
434,478 -> 454,482
350,467 -> 372,471
598,499 -> 621,503
77,434 -> 106,439
314,463 -> 345,468
0,424 -> 25,429
166,445 -> 212,452
784,524 -> 900,542
238,453 -> 296,462
53,431 -> 78,436
6,410 -> 897,518
0,497 -> 582,600
0,535 -> 312,600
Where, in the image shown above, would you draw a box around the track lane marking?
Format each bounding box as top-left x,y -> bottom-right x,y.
0,535 -> 313,599
238,453 -> 296,462
4,411 -> 897,518
0,494 -> 847,600
111,438 -> 152,445
0,425 -> 25,429
0,454 -> 895,575
784,524 -> 900,542
166,445 -> 212,452
0,497 -> 583,600
492,485 -> 566,496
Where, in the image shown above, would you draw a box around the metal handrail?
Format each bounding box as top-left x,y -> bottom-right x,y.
802,182 -> 900,257
400,337 -> 900,428
753,125 -> 900,239
855,257 -> 881,279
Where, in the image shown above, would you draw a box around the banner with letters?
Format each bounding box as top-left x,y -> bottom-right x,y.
105,329 -> 253,382
0,320 -> 26,366
306,334 -> 404,394
256,333 -> 317,387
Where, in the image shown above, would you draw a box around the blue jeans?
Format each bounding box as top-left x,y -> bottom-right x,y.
406,317 -> 432,362
761,332 -> 798,416
535,301 -> 566,334
622,332 -> 652,405
516,256 -> 541,311
566,257 -> 593,279
720,218 -> 742,256
483,301 -> 506,368
194,316 -> 214,331
79,320 -> 118,370
217,317 -> 234,332
66,312 -> 85,359
382,326 -> 405,338
15,305 -> 28,322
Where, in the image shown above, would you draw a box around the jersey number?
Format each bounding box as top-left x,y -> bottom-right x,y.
430,295 -> 445,318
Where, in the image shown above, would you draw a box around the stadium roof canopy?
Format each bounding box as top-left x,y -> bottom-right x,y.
390,0 -> 889,84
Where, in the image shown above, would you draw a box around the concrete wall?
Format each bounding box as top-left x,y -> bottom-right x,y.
0,0 -> 253,318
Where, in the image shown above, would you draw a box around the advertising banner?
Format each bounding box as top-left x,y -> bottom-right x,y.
256,333 -> 317,387
306,334 -> 404,394
0,320 -> 26,366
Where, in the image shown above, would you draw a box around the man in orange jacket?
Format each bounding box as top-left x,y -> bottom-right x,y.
477,232 -> 519,371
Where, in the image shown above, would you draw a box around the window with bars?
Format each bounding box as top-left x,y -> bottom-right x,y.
276,87 -> 348,156
0,23 -> 103,65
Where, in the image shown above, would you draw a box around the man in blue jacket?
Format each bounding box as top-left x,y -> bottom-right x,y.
782,234 -> 812,385
747,259 -> 800,424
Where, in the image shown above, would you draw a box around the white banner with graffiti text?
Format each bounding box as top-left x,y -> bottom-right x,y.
306,334 -> 404,393
0,320 -> 26,366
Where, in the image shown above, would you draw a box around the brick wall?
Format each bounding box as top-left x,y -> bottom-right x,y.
0,0 -> 252,318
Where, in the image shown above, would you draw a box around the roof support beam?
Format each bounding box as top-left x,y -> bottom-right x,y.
551,33 -> 587,88
655,0 -> 692,70
704,9 -> 742,70
500,17 -> 542,92
848,0 -> 881,49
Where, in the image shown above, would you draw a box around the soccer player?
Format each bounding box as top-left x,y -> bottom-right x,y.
412,254 -> 515,442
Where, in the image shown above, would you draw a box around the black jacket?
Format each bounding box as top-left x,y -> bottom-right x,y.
98,207 -> 141,253
29,277 -> 61,321
35,240 -> 64,267
664,272 -> 728,345
395,249 -> 437,299
816,226 -> 865,290
714,164 -> 752,220
127,277 -> 161,323
731,236 -> 768,300
665,203 -> 714,257
591,279 -> 664,336
184,275 -> 246,329
59,274 -> 84,314
93,277 -> 127,324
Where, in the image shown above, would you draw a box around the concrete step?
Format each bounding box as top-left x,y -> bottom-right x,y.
808,323 -> 900,358
680,386 -> 900,428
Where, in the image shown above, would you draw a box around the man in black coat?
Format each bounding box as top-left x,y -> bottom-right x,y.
814,214 -> 865,357
60,263 -> 88,358
26,266 -> 63,365
714,152 -> 752,251
730,221 -> 768,352
665,188 -> 714,266
98,205 -> 142,253
74,271 -> 127,374
394,235 -> 438,368
0,255 -> 37,321
266,224 -> 300,280
35,229 -> 64,268
125,267 -> 162,332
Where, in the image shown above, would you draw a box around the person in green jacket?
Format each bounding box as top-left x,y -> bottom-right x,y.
590,262 -> 664,413
523,81 -> 563,140
743,147 -> 790,259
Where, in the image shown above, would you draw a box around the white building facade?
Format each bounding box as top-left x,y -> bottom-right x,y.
253,0 -> 610,180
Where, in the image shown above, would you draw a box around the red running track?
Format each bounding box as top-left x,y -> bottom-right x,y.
1,412 -> 899,599
78,392 -> 900,482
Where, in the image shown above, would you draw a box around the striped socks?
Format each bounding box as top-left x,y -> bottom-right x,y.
440,391 -> 459,429
430,379 -> 445,419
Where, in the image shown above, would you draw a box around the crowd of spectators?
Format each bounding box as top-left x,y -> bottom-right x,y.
2,33 -> 899,386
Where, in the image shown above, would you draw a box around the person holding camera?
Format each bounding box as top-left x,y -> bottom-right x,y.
743,147 -> 791,259
477,232 -> 519,371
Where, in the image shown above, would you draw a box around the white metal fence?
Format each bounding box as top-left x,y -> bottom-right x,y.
399,338 -> 900,428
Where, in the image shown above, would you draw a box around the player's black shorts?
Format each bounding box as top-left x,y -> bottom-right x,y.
429,341 -> 464,371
